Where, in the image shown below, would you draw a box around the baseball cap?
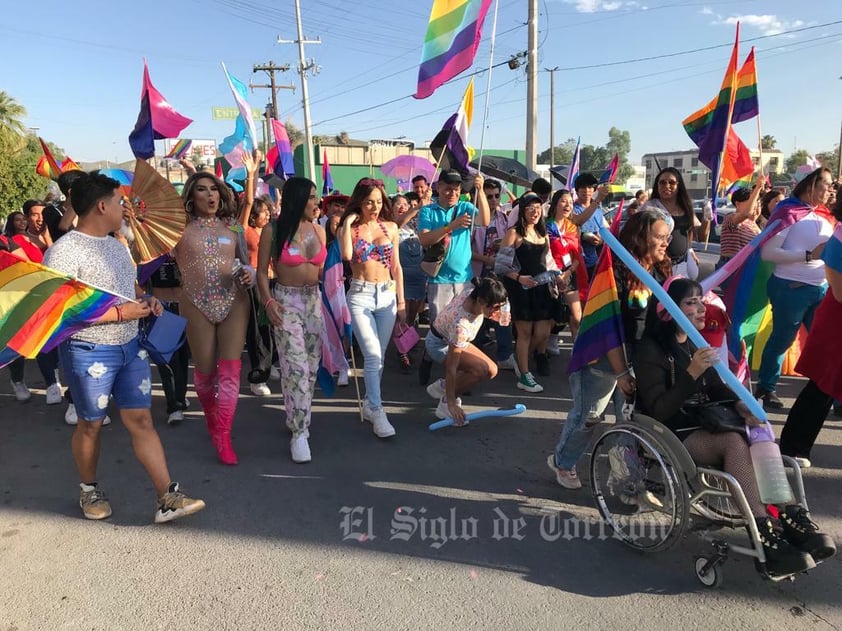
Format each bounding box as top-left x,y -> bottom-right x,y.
438,169 -> 463,185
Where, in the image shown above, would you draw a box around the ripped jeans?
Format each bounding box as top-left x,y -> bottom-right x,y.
59,336 -> 152,421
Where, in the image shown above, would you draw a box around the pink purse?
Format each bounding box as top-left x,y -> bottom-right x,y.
392,323 -> 420,354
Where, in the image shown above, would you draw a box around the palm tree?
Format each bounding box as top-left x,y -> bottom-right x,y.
0,91 -> 27,136
761,134 -> 777,150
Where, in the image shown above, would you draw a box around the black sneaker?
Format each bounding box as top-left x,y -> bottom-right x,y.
419,353 -> 433,386
780,506 -> 837,561
754,517 -> 815,576
755,388 -> 784,409
534,351 -> 550,377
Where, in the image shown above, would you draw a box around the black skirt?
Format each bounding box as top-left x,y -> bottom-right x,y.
503,277 -> 561,322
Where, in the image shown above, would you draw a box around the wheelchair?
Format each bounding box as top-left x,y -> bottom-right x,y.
589,413 -> 811,588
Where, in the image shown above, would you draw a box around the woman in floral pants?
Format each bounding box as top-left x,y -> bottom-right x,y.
257,177 -> 326,463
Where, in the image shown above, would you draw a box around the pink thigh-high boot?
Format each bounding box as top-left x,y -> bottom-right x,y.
215,359 -> 241,465
193,367 -> 218,437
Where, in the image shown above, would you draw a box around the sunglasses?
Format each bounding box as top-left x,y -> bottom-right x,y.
486,193 -> 501,199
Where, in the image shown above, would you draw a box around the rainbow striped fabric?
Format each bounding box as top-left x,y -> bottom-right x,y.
0,251 -> 122,368
731,47 -> 759,124
414,0 -> 492,100
568,246 -> 625,374
35,137 -> 81,180
165,139 -> 193,159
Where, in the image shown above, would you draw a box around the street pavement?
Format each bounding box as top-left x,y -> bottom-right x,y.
1,330 -> 840,631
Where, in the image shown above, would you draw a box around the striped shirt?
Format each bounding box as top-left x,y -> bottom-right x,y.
720,214 -> 760,258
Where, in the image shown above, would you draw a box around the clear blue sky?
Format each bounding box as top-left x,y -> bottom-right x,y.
3,0 -> 840,165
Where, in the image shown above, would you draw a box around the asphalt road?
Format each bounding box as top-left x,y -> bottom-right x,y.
1,331 -> 840,631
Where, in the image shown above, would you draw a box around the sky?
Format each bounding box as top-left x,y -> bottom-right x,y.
2,0 -> 841,167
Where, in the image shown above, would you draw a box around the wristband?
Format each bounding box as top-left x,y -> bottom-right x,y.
265,298 -> 279,309
115,305 -> 124,323
616,366 -> 633,378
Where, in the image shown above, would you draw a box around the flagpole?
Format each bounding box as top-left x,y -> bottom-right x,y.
754,48 -> 764,183
476,0 -> 500,174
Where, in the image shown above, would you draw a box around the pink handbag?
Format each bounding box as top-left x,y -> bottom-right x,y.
392,322 -> 420,354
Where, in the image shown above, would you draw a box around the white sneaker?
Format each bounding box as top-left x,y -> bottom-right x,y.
269,365 -> 281,381
362,401 -> 396,438
11,381 -> 31,402
167,410 -> 184,425
102,415 -> 111,426
426,378 -> 445,400
546,334 -> 561,356
65,403 -> 78,425
337,368 -> 349,387
496,355 -> 518,372
290,435 -> 312,463
435,396 -> 462,420
46,383 -> 63,405
249,382 -> 271,396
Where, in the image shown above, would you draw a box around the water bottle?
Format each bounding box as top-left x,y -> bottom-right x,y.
749,424 -> 794,505
528,270 -> 560,287
498,301 -> 512,327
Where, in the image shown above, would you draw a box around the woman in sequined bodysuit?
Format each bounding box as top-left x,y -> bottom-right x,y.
175,172 -> 256,465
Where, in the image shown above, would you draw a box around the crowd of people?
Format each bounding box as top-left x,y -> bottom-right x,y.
2,159 -> 840,574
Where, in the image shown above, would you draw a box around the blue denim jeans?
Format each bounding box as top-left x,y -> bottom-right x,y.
347,279 -> 397,410
757,275 -> 827,392
553,357 -> 624,470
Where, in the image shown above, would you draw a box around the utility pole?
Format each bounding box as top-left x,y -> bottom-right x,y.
544,67 -> 559,172
279,0 -> 321,181
525,0 -> 538,172
251,61 -> 295,154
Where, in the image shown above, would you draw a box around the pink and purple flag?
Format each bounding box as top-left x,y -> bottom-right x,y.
266,119 -> 295,181
128,60 -> 193,160
322,149 -> 333,195
414,0 -> 492,100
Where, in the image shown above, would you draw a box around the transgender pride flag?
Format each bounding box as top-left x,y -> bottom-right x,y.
414,0 -> 492,99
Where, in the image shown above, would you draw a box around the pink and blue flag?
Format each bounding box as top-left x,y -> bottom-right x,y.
322,150 -> 333,195
219,63 -> 257,186
599,153 -> 619,184
128,60 -> 193,160
414,0 -> 493,100
318,240 -> 351,396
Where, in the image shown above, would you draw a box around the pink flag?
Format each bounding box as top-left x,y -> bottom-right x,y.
128,60 -> 193,159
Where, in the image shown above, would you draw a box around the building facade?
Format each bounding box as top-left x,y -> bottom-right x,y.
641,148 -> 784,199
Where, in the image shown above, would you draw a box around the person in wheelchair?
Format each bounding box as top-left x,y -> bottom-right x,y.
633,276 -> 836,576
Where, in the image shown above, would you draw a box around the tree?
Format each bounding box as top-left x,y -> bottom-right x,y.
816,146 -> 840,180
761,135 -> 777,150
537,128 -> 635,186
784,149 -> 811,174
284,119 -> 304,149
605,127 -> 634,184
0,131 -> 50,218
0,91 -> 26,137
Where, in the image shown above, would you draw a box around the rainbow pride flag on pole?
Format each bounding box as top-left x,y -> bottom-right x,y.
0,251 -> 123,368
568,246 -> 625,374
414,0 -> 493,99
165,139 -> 193,160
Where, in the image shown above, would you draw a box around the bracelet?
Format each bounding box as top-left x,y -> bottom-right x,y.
444,226 -> 452,234
265,298 -> 280,310
616,366 -> 633,378
115,305 -> 123,323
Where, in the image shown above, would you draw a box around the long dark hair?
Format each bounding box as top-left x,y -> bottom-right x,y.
3,211 -> 25,237
515,196 -> 547,238
340,178 -> 393,227
644,277 -> 704,350
650,167 -> 693,216
617,211 -> 672,291
274,177 -> 316,252
548,189 -> 572,222
760,190 -> 783,219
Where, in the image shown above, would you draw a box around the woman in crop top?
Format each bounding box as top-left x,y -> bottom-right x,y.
257,176 -> 326,464
175,169 -> 256,466
338,177 -> 405,440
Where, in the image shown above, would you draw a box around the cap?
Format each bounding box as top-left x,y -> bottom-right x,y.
518,193 -> 543,210
573,173 -> 599,189
323,192 -> 349,204
438,169 -> 463,185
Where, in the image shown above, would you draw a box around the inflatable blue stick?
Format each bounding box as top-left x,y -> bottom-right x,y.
599,227 -> 768,423
428,404 -> 527,431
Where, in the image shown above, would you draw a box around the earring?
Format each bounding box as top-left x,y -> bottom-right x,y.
218,201 -> 226,214
185,200 -> 194,214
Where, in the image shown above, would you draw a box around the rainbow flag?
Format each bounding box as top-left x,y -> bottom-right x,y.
128,60 -> 193,160
35,137 -> 81,180
414,0 -> 493,100
568,246 -> 625,374
682,23 -> 741,203
723,197 -> 818,367
0,251 -> 123,368
165,139 -> 192,159
731,47 -> 759,124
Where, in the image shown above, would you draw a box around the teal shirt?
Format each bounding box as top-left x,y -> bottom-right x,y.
418,200 -> 478,284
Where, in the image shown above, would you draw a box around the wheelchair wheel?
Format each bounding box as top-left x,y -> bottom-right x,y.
691,470 -> 745,525
590,425 -> 690,552
694,555 -> 724,588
